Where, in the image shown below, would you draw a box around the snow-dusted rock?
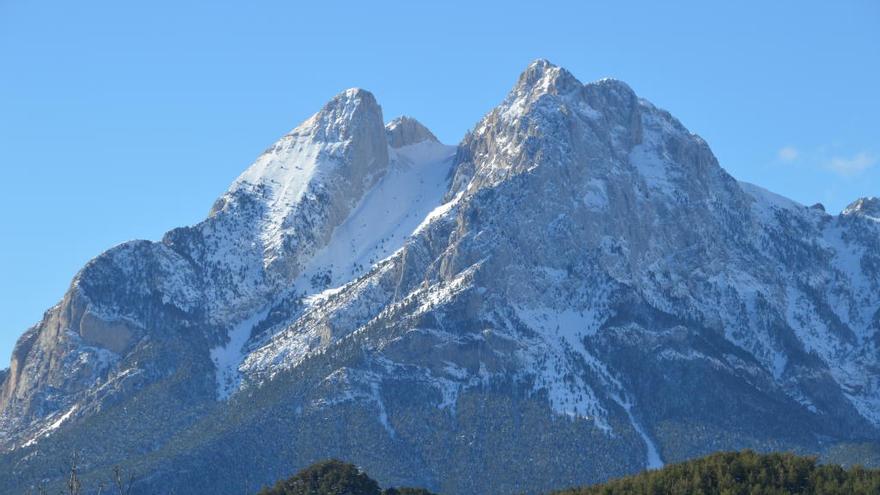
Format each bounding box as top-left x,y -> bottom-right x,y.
386,116 -> 439,148
843,196 -> 880,221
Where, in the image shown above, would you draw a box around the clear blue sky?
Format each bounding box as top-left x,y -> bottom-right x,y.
1,1 -> 878,367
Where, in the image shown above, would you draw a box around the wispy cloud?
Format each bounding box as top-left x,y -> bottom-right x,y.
777,146 -> 799,162
775,146 -> 876,178
825,152 -> 876,177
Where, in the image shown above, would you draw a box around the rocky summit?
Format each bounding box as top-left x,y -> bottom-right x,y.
1,60 -> 878,494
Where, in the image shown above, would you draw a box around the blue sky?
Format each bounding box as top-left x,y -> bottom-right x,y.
0,1 -> 878,366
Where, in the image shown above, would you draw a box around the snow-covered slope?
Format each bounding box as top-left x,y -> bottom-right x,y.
294,138 -> 455,297
214,134 -> 455,398
0,60 -> 878,495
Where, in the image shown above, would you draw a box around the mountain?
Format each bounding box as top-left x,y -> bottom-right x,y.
1,60 -> 878,494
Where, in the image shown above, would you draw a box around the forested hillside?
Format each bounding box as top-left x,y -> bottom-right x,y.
256,459 -> 435,495
554,450 -> 880,495
258,452 -> 880,495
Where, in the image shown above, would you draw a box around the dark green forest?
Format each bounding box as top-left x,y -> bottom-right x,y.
258,451 -> 880,495
256,459 -> 434,495
552,450 -> 880,495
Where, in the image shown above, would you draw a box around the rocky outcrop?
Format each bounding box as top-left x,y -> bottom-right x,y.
385,116 -> 438,148
843,197 -> 880,220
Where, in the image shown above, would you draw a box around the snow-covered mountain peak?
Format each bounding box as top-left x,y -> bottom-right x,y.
186,86 -> 392,313
385,116 -> 438,148
300,88 -> 383,143
449,61 -> 655,197
508,58 -> 582,103
220,88 -> 386,199
843,196 -> 880,220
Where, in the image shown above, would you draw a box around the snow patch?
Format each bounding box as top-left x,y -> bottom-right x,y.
293,141 -> 455,295
614,396 -> 663,469
211,307 -> 271,400
515,305 -> 613,430
21,405 -> 78,448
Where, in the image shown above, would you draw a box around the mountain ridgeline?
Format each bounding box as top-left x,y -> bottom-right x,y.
0,60 -> 878,494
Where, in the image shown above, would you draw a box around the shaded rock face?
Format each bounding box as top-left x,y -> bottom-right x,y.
386,116 -> 439,148
1,61 -> 879,494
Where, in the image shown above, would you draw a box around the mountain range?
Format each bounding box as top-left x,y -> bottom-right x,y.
1,60 -> 878,494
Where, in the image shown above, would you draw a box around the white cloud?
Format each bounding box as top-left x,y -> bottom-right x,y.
825,152 -> 876,177
777,146 -> 799,162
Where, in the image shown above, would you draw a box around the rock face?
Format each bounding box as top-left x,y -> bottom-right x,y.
0,60 -> 878,495
385,116 -> 439,148
844,197 -> 880,220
